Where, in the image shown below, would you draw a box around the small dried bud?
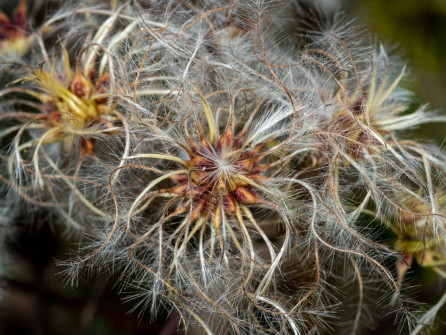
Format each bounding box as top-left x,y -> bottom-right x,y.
70,73 -> 91,98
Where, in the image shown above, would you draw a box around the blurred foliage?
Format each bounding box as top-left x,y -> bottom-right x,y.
354,0 -> 446,105
350,0 -> 446,145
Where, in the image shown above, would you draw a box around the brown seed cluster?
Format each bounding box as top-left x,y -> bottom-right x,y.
27,61 -> 114,155
165,123 -> 269,223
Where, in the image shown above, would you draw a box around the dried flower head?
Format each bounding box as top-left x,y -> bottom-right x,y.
92,81 -> 309,331
0,4 -> 139,227
0,0 -> 31,56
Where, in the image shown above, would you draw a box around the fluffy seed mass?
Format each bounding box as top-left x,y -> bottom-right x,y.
1,1 -> 446,334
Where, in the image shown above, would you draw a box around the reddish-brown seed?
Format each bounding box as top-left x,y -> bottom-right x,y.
71,74 -> 91,98
222,194 -> 236,214
191,197 -> 207,222
233,186 -> 260,205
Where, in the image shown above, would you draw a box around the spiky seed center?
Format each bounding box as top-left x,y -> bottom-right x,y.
172,126 -> 265,221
